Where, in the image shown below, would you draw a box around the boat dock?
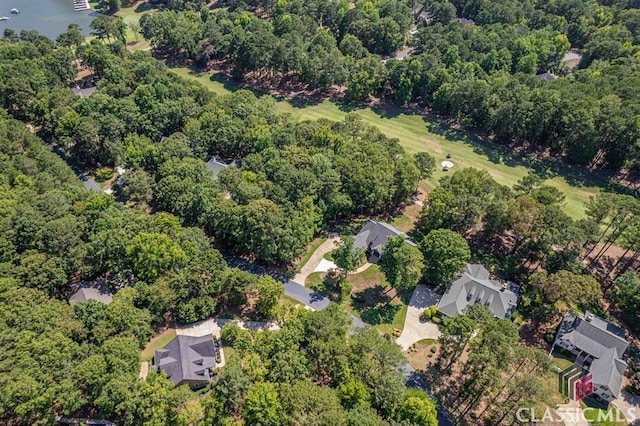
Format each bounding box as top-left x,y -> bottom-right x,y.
73,0 -> 91,11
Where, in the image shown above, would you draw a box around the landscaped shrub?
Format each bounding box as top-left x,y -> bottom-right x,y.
95,166 -> 114,182
431,316 -> 442,324
421,309 -> 432,320
430,346 -> 437,353
221,322 -> 241,345
429,305 -> 437,317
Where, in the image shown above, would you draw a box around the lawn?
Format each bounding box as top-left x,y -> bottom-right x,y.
305,271 -> 323,288
551,350 -> 576,370
581,396 -> 627,425
167,66 -> 606,219
375,302 -> 408,336
141,328 -> 176,361
347,265 -> 409,334
295,237 -> 327,273
389,203 -> 422,233
279,294 -> 303,308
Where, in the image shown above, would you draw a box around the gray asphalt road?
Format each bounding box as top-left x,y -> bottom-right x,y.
80,174 -> 103,192
283,280 -> 331,310
52,146 -> 104,192
403,364 -> 454,426
221,253 -> 453,424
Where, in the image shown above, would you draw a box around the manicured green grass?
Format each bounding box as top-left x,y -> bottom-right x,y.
324,251 -> 334,261
168,66 -> 607,219
169,67 -> 243,96
351,264 -> 388,282
305,271 -> 323,288
279,294 -> 302,307
141,328 -> 176,361
295,237 -> 327,273
581,397 -> 626,425
375,302 -> 408,336
346,265 -> 409,333
550,351 -> 575,370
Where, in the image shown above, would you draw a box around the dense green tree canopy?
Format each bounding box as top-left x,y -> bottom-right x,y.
419,229 -> 471,285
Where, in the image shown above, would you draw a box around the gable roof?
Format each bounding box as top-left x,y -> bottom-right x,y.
206,156 -> 241,178
72,86 -> 97,98
154,335 -> 217,386
556,311 -> 628,398
590,351 -> 627,398
536,72 -> 558,81
69,282 -> 113,306
436,264 -> 518,319
353,220 -> 416,255
558,311 -> 628,359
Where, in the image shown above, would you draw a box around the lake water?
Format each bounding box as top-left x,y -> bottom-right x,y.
0,0 -> 102,39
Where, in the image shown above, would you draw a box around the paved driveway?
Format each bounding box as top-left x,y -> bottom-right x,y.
293,237 -> 338,284
396,285 -> 442,351
219,253 -> 453,423
556,400 -> 589,426
52,146 -> 105,193
223,254 -> 331,310
612,390 -> 640,424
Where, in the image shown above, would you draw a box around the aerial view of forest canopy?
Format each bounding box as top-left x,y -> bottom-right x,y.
1,0 -> 640,424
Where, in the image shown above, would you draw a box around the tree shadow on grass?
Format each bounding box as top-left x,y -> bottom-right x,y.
420,114 -> 626,194
209,72 -> 243,92
308,272 -> 341,302
351,286 -> 400,325
135,1 -> 158,13
332,99 -> 403,120
360,303 -> 401,325
287,96 -> 322,109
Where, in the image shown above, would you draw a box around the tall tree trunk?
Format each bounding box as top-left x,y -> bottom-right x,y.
590,215 -> 629,266
585,211 -> 621,256
616,250 -> 640,279
603,246 -> 633,289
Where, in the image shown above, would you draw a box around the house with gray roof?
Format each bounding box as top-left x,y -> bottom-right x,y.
455,17 -> 475,25
552,311 -> 628,402
154,335 -> 218,388
436,264 -> 518,319
353,220 -> 416,263
72,85 -> 97,98
206,157 -> 239,179
69,282 -> 113,306
536,72 -> 558,81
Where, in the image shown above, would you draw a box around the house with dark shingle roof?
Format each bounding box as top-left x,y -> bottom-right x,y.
69,282 -> 113,306
436,264 -> 518,319
353,220 -> 416,263
552,311 -> 628,402
154,335 -> 217,388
